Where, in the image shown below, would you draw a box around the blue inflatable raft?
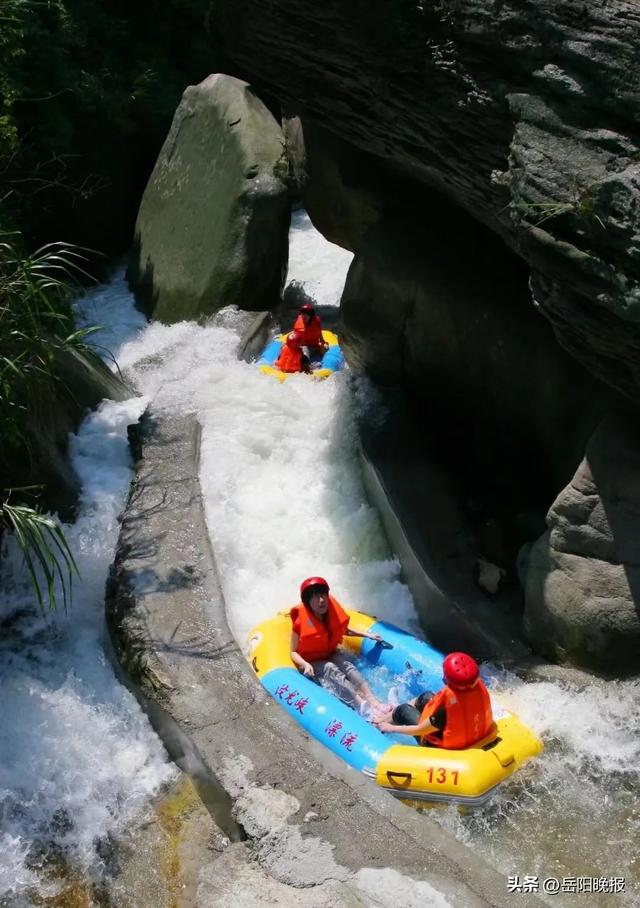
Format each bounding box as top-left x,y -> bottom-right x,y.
257,330 -> 344,381
248,608 -> 543,807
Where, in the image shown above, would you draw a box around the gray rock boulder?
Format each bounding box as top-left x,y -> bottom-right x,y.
474,559 -> 506,597
524,413 -> 640,676
128,74 -> 290,322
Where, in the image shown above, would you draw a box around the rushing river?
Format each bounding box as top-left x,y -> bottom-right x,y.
0,397 -> 175,901
1,210 -> 639,905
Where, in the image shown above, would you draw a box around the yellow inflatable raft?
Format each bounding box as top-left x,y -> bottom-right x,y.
248,608 -> 543,808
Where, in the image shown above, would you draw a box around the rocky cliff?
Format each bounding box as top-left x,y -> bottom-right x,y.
211,0 -> 640,401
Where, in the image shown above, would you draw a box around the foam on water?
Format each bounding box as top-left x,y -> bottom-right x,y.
495,671 -> 640,774
438,670 -> 640,901
199,372 -> 420,642
288,208 -> 354,306
112,225 -> 415,643
92,224 -> 639,904
72,266 -> 147,357
0,397 -> 175,900
3,218 -> 639,905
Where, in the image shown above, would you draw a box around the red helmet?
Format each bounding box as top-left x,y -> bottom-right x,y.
300,302 -> 315,316
300,576 -> 329,603
286,331 -> 302,349
443,652 -> 479,690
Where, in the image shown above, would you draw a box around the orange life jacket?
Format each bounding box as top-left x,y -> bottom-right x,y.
290,595 -> 350,662
293,314 -> 323,348
419,680 -> 495,749
275,342 -> 303,373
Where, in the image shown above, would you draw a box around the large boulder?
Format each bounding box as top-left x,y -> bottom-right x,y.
524,413 -> 640,676
210,1 -> 640,403
128,74 -> 290,322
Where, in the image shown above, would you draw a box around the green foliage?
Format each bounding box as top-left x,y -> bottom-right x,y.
0,1 -> 213,604
0,0 -> 213,249
511,182 -> 607,232
0,238 -> 100,459
0,237 -> 103,609
1,497 -> 78,611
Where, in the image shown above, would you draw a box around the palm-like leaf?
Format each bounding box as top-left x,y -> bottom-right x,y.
0,237 -> 102,609
0,237 -> 99,420
1,501 -> 79,612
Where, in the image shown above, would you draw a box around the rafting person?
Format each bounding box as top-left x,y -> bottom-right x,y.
374,652 -> 496,748
290,576 -> 387,716
274,331 -> 310,374
292,302 -> 328,360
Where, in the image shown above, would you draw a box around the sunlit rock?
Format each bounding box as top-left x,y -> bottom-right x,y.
282,117 -> 385,253
129,74 -> 290,322
524,413 -> 640,676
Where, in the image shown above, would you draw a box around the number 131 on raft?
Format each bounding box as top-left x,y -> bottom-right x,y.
428,767 -> 459,785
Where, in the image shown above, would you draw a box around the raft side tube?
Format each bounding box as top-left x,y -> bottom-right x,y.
320,343 -> 344,372
376,714 -> 543,801
353,619 -> 444,689
259,666 -> 391,773
256,337 -> 284,367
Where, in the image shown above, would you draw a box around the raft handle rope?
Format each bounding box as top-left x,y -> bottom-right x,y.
481,736 -> 502,751
386,770 -> 413,786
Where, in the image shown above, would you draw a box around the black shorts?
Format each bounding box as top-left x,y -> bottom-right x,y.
391,690 -> 447,745
391,690 -> 434,726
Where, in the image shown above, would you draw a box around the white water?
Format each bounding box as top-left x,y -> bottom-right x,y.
0,397 -> 175,900
97,220 -> 640,904
111,220 -> 417,645
2,212 -> 639,905
287,208 -> 354,307
439,670 -> 640,905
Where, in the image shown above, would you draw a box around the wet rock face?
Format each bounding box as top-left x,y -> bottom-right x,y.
211,0 -> 640,400
128,74 -> 290,322
341,206 -> 607,498
524,413 -> 640,676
